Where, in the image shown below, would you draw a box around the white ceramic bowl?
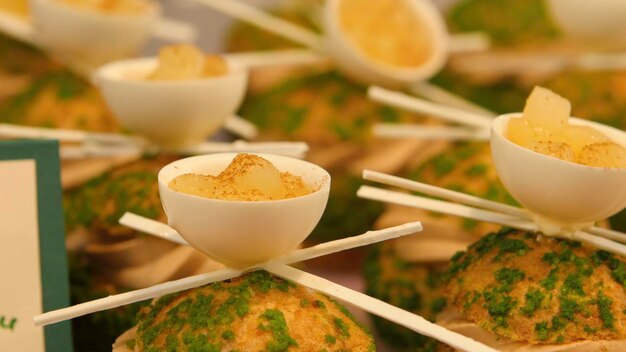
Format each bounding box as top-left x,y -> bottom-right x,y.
491,113 -> 626,229
94,58 -> 248,148
323,0 -> 448,88
30,0 -> 159,71
547,0 -> 626,44
158,153 -> 331,268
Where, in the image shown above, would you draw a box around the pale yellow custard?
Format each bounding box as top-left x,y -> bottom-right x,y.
507,86 -> 626,169
147,45 -> 229,81
339,0 -> 432,68
55,0 -> 151,14
169,154 -> 313,201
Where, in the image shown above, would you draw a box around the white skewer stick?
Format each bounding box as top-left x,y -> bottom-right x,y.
265,264 -> 498,352
225,49 -> 329,69
0,123 -> 140,145
448,32 -> 491,54
373,124 -> 490,141
35,221 -> 423,326
121,211 -> 422,257
586,227 -> 626,244
33,267 -> 244,327
409,82 -> 497,117
358,185 -> 626,255
572,231 -> 626,257
358,185 -> 535,231
0,10 -> 39,46
267,221 -> 423,266
363,170 -> 626,244
59,144 -> 143,160
368,86 -> 493,129
151,18 -> 198,43
575,52 -> 626,71
174,141 -> 309,159
192,0 -> 323,50
223,116 -> 258,140
119,212 -> 189,246
363,170 -> 529,219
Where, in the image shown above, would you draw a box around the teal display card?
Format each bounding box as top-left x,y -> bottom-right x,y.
0,139 -> 73,352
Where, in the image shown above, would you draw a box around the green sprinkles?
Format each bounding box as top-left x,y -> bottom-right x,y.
597,292 -> 615,330
259,309 -> 298,352
521,289 -> 545,317
334,317 -> 350,338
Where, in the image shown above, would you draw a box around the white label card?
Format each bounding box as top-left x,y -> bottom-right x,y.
0,140 -> 73,352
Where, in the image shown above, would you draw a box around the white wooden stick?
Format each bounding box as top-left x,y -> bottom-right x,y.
175,141 -> 309,159
119,212 -> 189,246
586,227 -> 626,245
409,82 -> 496,118
34,221 -> 422,326
363,171 -> 626,244
223,115 -> 258,140
59,144 -> 143,160
448,32 -> 491,54
373,123 -> 489,141
152,18 -> 198,43
0,123 -> 140,145
358,185 -> 626,255
573,231 -> 626,257
357,185 -> 536,231
225,49 -> 328,69
363,170 -> 528,219
265,264 -> 498,352
368,86 -> 493,129
0,10 -> 39,47
575,52 -> 626,71
33,267 -> 243,327
192,0 -> 323,50
267,221 -> 423,266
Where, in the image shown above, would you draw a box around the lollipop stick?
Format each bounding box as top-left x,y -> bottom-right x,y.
358,185 -> 626,254
363,171 -> 626,245
409,82 -> 496,118
373,123 -> 489,141
265,264 -> 498,352
192,0 -> 323,50
573,231 -> 626,257
152,18 -> 198,43
59,145 -> 142,160
363,170 -> 528,219
174,141 -> 309,159
33,267 -> 244,327
448,32 -> 491,54
0,123 -> 140,145
368,86 -> 493,129
223,115 -> 258,140
0,10 -> 39,46
357,185 -> 536,231
119,212 -> 189,246
225,49 -> 329,69
267,221 -> 423,266
35,221 -> 422,326
586,227 -> 626,245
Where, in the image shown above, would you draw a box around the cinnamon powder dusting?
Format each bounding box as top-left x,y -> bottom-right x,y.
169,154 -> 314,201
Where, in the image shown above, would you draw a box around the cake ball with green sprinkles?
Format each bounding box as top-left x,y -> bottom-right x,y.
113,271 -> 375,352
439,228 -> 626,351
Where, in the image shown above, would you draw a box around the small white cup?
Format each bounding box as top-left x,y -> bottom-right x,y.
547,0 -> 626,45
158,153 -> 331,268
323,0 -> 448,88
30,0 -> 159,71
94,58 -> 248,148
491,113 -> 626,230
